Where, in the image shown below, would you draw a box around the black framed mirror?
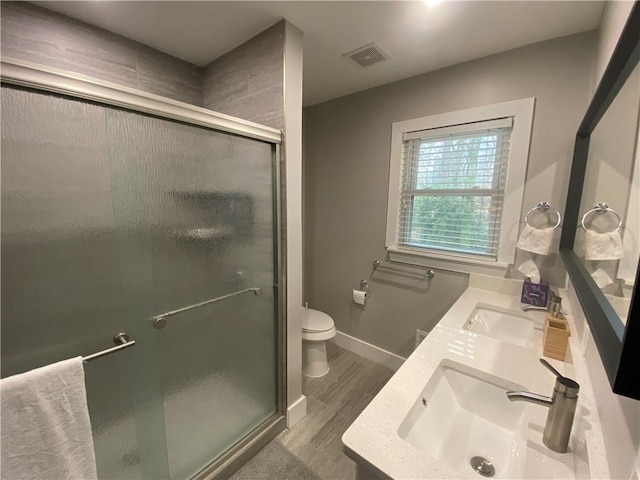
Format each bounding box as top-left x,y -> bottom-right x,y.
560,2 -> 640,400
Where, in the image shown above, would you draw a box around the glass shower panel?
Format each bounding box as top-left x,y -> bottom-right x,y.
0,85 -> 168,479
104,110 -> 278,479
1,85 -> 279,480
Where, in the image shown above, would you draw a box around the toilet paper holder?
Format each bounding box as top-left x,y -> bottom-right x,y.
353,280 -> 369,306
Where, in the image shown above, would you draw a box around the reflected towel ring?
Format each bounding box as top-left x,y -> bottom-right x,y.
581,202 -> 622,232
524,201 -> 562,230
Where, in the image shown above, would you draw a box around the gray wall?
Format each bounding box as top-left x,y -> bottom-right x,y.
203,21 -> 285,131
1,2 -> 202,106
593,1 -> 636,92
304,32 -> 596,358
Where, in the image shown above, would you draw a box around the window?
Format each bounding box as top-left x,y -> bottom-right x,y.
386,99 -> 535,274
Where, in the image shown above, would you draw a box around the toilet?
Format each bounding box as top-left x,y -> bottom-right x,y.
302,306 -> 336,377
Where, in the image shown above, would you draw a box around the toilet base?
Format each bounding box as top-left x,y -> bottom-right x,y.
303,340 -> 330,377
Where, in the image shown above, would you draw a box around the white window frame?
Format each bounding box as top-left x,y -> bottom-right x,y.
385,98 -> 535,275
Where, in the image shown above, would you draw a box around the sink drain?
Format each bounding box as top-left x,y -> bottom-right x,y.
470,456 -> 495,477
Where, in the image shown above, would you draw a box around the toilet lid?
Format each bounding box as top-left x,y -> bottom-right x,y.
302,308 -> 334,332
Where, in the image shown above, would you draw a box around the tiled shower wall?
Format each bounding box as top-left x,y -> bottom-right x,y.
202,21 -> 285,131
1,2 -> 287,130
1,2 -> 203,106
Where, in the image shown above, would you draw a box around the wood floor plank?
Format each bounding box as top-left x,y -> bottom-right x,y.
278,397 -> 333,452
273,343 -> 394,479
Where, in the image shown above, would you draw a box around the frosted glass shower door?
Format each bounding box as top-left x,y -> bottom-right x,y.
1,84 -> 280,480
1,85 -> 171,480
103,109 -> 279,478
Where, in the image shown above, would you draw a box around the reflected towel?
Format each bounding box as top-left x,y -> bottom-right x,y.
516,225 -> 554,255
1,357 -> 98,480
591,268 -> 614,288
584,230 -> 624,261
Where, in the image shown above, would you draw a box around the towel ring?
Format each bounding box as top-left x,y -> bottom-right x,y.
524,201 -> 562,230
581,202 -> 622,232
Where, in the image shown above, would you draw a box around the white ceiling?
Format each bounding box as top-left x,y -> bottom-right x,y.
34,1 -> 604,106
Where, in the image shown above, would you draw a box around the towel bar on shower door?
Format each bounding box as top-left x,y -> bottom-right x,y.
152,287 -> 264,329
82,333 -> 136,362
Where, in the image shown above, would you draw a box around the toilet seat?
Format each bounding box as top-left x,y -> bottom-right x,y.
302,308 -> 336,341
302,325 -> 336,341
302,308 -> 334,332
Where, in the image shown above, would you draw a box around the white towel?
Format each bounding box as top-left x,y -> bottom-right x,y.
1,357 -> 98,480
516,225 -> 554,255
584,230 -> 624,261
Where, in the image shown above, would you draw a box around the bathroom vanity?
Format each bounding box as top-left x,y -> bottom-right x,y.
342,275 -> 609,480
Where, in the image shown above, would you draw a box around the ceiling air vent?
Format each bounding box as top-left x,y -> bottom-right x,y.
344,43 -> 387,67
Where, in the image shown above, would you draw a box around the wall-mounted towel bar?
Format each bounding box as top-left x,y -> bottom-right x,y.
373,259 -> 435,279
152,287 -> 263,329
83,333 -> 135,362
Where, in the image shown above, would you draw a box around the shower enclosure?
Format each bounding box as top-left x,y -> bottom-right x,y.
0,59 -> 285,479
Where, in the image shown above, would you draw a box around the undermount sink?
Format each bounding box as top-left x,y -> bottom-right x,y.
463,303 -> 535,348
397,360 -> 528,479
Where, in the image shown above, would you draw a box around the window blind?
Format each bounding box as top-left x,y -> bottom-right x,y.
397,118 -> 513,260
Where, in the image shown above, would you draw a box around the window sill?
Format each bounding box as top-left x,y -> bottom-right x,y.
386,247 -> 510,277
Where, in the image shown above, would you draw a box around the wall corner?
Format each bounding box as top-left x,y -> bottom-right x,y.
283,20 -> 305,420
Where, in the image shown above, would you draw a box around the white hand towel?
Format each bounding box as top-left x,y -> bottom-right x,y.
517,259 -> 541,284
584,230 -> 624,260
1,357 -> 98,480
591,267 -> 614,288
516,225 -> 554,255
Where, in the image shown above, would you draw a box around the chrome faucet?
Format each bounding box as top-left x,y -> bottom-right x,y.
521,305 -> 547,312
506,359 -> 579,453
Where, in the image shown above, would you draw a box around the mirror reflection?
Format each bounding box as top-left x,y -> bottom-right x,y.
574,64 -> 640,326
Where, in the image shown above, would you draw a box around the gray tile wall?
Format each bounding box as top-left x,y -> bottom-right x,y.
1,2 -> 287,126
1,2 -> 202,106
202,21 -> 285,131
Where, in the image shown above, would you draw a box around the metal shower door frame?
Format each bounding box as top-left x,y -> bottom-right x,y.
0,57 -> 288,480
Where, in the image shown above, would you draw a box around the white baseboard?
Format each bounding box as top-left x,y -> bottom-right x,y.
286,394 -> 307,428
332,331 -> 405,371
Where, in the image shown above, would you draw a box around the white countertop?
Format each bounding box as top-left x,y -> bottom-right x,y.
342,274 -> 608,480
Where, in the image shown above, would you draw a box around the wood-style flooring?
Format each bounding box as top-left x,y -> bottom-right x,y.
236,342 -> 394,480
